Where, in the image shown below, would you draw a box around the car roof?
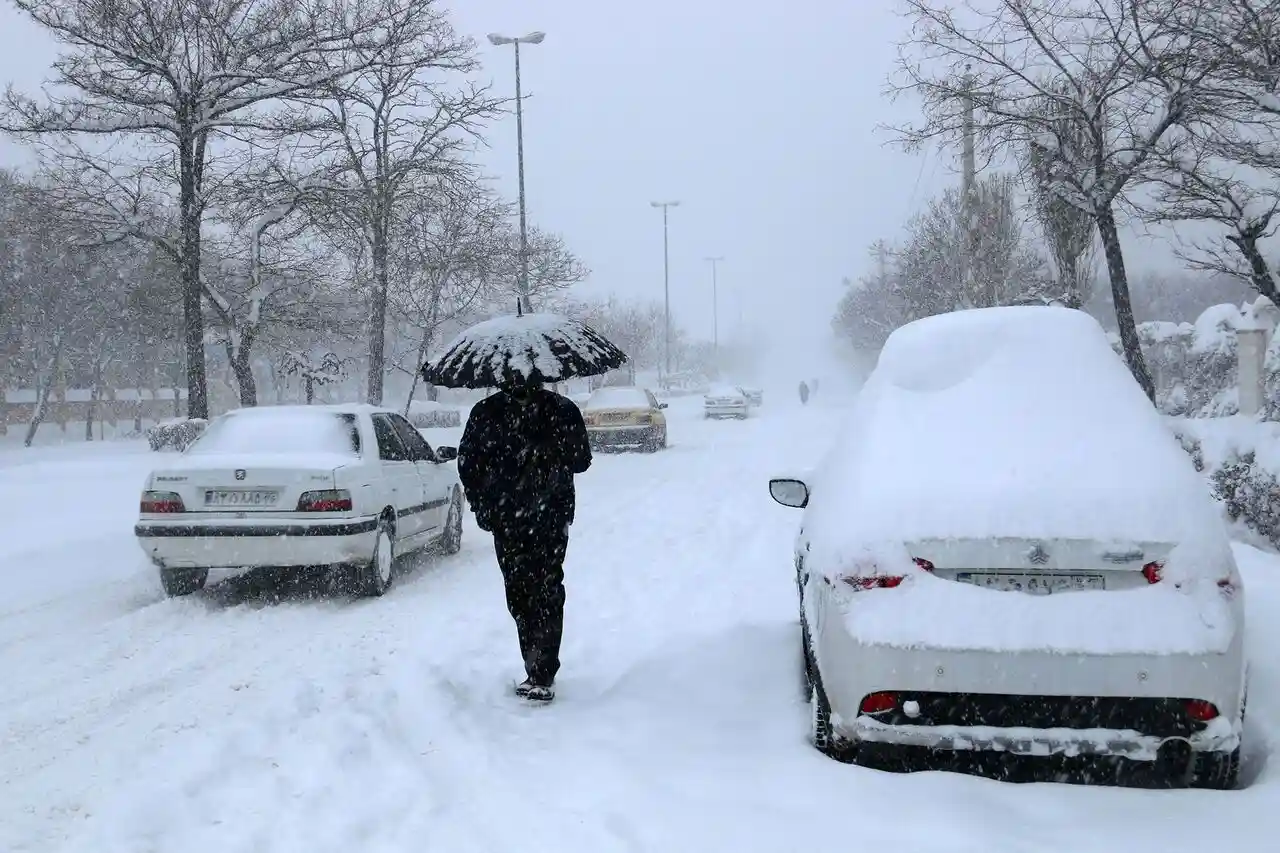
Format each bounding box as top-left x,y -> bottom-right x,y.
218,403 -> 399,418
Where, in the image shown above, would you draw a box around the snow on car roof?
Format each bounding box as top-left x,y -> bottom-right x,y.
585,387 -> 650,409
706,383 -> 743,395
804,306 -> 1226,564
187,406 -> 363,459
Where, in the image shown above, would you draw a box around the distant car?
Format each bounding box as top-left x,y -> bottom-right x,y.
769,307 -> 1247,789
582,386 -> 668,451
135,404 -> 464,598
704,383 -> 750,419
740,386 -> 763,407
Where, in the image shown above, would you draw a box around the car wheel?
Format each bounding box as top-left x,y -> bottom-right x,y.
1190,689 -> 1246,789
810,676 -> 836,755
160,567 -> 208,597
359,517 -> 396,597
438,491 -> 463,555
800,619 -> 814,699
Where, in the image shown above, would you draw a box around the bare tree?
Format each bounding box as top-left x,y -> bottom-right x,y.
1145,128 -> 1280,303
297,2 -> 502,404
495,226 -> 589,311
2,0 -> 418,418
888,0 -> 1223,401
1025,84 -> 1097,308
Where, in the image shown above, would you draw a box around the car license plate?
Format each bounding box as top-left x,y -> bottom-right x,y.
955,572 -> 1105,594
604,413 -> 630,422
204,488 -> 279,507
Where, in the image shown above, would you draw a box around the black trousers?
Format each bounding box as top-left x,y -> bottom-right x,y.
492,519 -> 570,686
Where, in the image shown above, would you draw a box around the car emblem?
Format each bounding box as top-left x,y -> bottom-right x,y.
235,469 -> 246,480
1027,544 -> 1050,565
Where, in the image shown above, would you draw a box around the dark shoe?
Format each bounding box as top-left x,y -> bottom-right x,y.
524,682 -> 555,702
514,678 -> 535,698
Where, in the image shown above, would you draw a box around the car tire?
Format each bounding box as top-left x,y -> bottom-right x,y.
1190,688 -> 1246,789
810,676 -> 836,755
358,517 -> 396,597
800,620 -> 814,699
438,491 -> 463,555
160,568 -> 208,597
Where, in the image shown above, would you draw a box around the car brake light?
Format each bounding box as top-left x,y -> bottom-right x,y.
842,575 -> 903,590
1184,699 -> 1219,722
140,490 -> 185,513
913,557 -> 936,573
860,691 -> 898,714
297,489 -> 353,512
1141,561 -> 1163,584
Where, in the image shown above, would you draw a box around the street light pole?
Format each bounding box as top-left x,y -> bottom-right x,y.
704,256 -> 724,359
650,200 -> 680,377
488,30 -> 546,314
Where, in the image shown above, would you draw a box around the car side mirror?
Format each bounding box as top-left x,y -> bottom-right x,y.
435,446 -> 459,462
658,402 -> 668,409
769,478 -> 809,508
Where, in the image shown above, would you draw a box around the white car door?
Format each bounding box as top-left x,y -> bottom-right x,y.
388,413 -> 452,537
370,413 -> 427,542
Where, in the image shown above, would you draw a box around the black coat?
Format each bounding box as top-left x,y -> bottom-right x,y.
457,387 -> 592,531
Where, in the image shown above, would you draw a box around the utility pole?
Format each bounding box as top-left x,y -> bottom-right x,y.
705,256 -> 724,360
488,31 -> 546,314
650,200 -> 680,377
960,64 -> 982,307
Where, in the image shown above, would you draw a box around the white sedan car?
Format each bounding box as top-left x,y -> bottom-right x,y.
769,307 -> 1247,788
136,404 -> 464,598
704,383 -> 750,419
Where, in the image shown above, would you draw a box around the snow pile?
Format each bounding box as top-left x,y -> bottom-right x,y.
1169,415 -> 1280,547
804,307 -> 1224,566
406,400 -> 462,429
428,313 -> 628,387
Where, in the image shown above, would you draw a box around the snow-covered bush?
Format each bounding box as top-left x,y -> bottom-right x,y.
406,401 -> 461,429
1168,417 -> 1280,546
145,417 -> 207,451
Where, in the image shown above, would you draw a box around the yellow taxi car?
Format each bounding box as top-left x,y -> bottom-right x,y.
581,386 -> 668,452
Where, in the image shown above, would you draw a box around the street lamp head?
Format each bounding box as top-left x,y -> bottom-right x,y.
650,200 -> 680,208
487,33 -> 515,45
521,31 -> 547,44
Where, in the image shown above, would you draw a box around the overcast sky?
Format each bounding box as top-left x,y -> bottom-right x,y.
0,0 -> 1184,362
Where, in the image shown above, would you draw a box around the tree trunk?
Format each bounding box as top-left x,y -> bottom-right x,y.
24,334 -> 63,447
305,377 -> 315,405
366,223 -> 390,405
1095,204 -> 1156,403
403,325 -> 437,416
179,128 -> 209,419
1233,234 -> 1280,305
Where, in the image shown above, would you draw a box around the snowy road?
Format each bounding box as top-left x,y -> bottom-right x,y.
1,395 -> 1277,852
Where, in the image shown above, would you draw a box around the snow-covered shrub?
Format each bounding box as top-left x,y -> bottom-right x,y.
146,417 -> 207,451
1183,305 -> 1240,417
1168,416 -> 1280,545
406,401 -> 461,429
1211,452 -> 1280,549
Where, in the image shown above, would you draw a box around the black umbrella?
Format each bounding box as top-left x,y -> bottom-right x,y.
422,308 -> 629,389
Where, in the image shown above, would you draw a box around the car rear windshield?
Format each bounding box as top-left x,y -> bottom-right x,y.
586,388 -> 650,410
187,411 -> 361,456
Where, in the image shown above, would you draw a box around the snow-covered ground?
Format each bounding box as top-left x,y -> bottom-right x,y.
1,390 -> 1277,853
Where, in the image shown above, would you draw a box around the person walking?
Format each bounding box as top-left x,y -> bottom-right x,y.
799,381 -> 810,405
457,378 -> 593,703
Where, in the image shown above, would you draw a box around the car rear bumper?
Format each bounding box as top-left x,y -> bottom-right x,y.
135,516 -> 379,569
588,425 -> 658,444
705,404 -> 747,416
815,611 -> 1246,760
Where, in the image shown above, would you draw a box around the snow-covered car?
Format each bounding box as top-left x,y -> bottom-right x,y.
768,307 -> 1247,788
704,383 -> 749,419
582,386 -> 668,451
135,404 -> 464,598
741,386 -> 763,407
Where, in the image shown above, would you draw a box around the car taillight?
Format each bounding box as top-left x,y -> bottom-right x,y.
839,557 -> 935,591
1184,699 -> 1219,722
140,490 -> 185,513
860,691 -> 899,714
637,414 -> 652,424
297,489 -> 353,512
1142,561 -> 1163,584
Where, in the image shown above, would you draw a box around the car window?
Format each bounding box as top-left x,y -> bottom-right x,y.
388,413 -> 436,461
187,411 -> 361,456
371,414 -> 411,462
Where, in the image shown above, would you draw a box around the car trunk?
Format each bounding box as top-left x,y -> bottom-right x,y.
906,537 -> 1176,594
149,453 -> 346,516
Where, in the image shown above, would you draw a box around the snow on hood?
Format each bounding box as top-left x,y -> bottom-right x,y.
802,307 -> 1229,577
